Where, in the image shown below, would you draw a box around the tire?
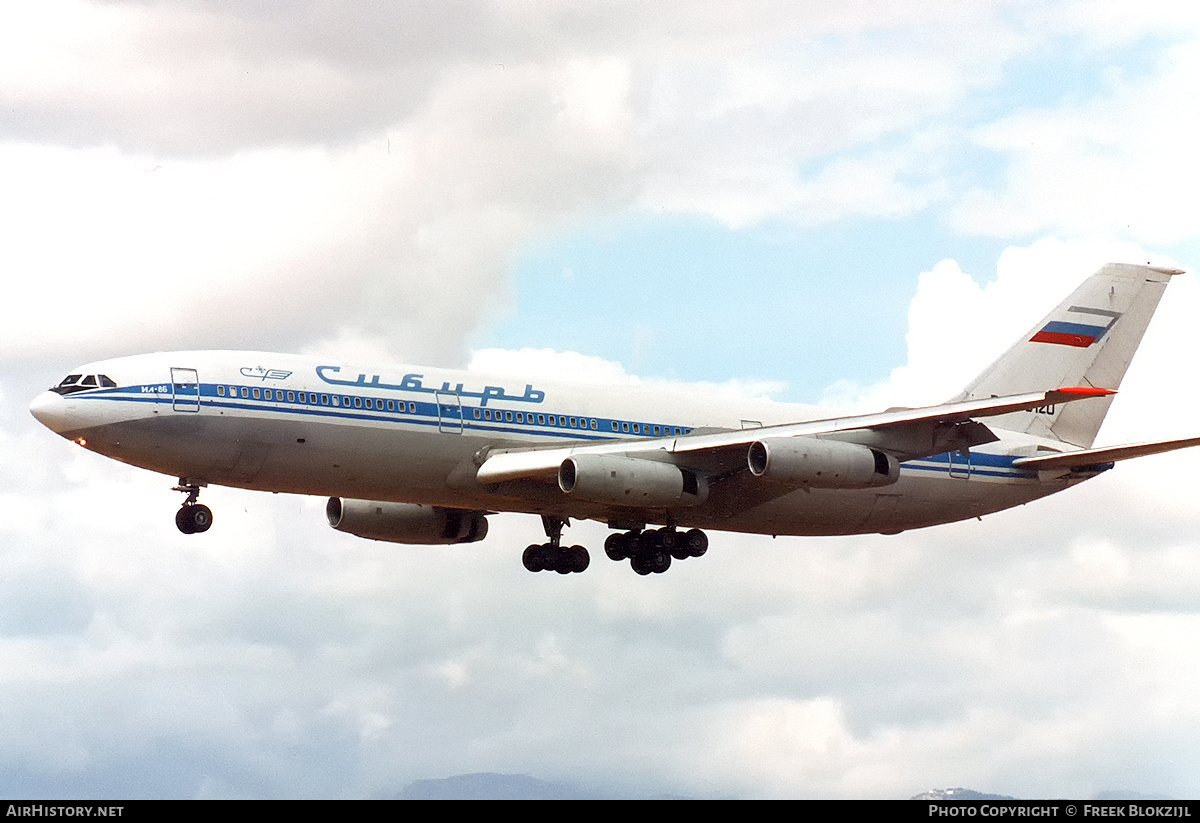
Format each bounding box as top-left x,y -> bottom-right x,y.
191,504 -> 213,532
650,548 -> 671,574
175,506 -> 196,534
522,544 -> 545,572
684,528 -> 708,557
604,532 -> 630,561
570,545 -> 590,573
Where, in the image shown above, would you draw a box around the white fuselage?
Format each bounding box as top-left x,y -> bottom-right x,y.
29,350 -> 1085,538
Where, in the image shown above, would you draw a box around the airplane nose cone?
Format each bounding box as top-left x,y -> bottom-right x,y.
29,390 -> 72,434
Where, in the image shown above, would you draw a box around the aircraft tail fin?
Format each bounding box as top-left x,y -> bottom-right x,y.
952,262 -> 1182,448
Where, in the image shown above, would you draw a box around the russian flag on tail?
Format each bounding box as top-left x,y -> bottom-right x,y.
1030,320 -> 1110,347
1030,306 -> 1123,348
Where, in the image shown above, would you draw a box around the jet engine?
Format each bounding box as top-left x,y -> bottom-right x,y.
558,454 -> 708,507
747,437 -> 899,488
326,498 -> 489,544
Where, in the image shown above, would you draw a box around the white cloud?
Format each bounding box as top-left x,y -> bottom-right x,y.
954,40 -> 1200,243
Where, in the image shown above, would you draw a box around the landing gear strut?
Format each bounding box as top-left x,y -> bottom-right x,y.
172,478 -> 212,534
522,516 -> 589,574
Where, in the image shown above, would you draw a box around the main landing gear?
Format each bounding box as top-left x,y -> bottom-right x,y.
172,478 -> 212,535
522,516 -> 590,574
604,527 -> 708,575
521,517 -> 709,576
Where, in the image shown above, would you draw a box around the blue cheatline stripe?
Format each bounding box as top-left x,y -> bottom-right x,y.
903,452 -> 1039,480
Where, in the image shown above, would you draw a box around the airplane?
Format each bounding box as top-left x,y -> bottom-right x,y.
28,262 -> 1200,575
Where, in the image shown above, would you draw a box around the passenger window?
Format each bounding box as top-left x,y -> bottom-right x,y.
241,387 -> 249,398
252,388 -> 261,399
217,386 -> 226,397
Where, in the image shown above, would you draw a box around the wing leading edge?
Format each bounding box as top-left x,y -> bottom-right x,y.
475,386 -> 1116,485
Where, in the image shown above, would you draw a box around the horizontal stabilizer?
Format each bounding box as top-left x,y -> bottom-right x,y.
1013,435 -> 1200,470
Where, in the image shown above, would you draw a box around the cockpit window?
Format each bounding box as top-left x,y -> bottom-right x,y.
51,373 -> 118,395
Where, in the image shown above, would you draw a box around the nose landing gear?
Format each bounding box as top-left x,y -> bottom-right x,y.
172,478 -> 212,534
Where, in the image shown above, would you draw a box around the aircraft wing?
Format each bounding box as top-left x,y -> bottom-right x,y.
476,386 -> 1115,484
1012,435 -> 1200,471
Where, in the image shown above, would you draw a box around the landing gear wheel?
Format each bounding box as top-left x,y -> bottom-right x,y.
632,545 -> 671,574
175,503 -> 213,534
605,532 -> 632,561
683,528 -> 708,557
176,506 -> 196,535
523,544 -> 546,572
569,545 -> 590,573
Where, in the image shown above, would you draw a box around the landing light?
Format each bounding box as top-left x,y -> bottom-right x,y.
75,438 -> 86,447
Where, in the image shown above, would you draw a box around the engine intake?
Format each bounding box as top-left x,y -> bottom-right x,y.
559,454 -> 708,507
326,498 -> 489,544
747,437 -> 899,488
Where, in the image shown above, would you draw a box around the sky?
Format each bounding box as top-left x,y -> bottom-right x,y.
2,0 -> 1200,799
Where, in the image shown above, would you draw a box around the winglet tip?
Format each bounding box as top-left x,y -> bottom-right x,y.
1054,386 -> 1117,397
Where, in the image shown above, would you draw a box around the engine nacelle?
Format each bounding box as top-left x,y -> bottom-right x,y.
747,437 -> 899,488
558,454 -> 708,507
326,498 -> 489,544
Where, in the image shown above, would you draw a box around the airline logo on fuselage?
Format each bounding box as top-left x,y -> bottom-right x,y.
316,365 -> 545,407
240,367 -> 293,381
1030,305 -> 1123,348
